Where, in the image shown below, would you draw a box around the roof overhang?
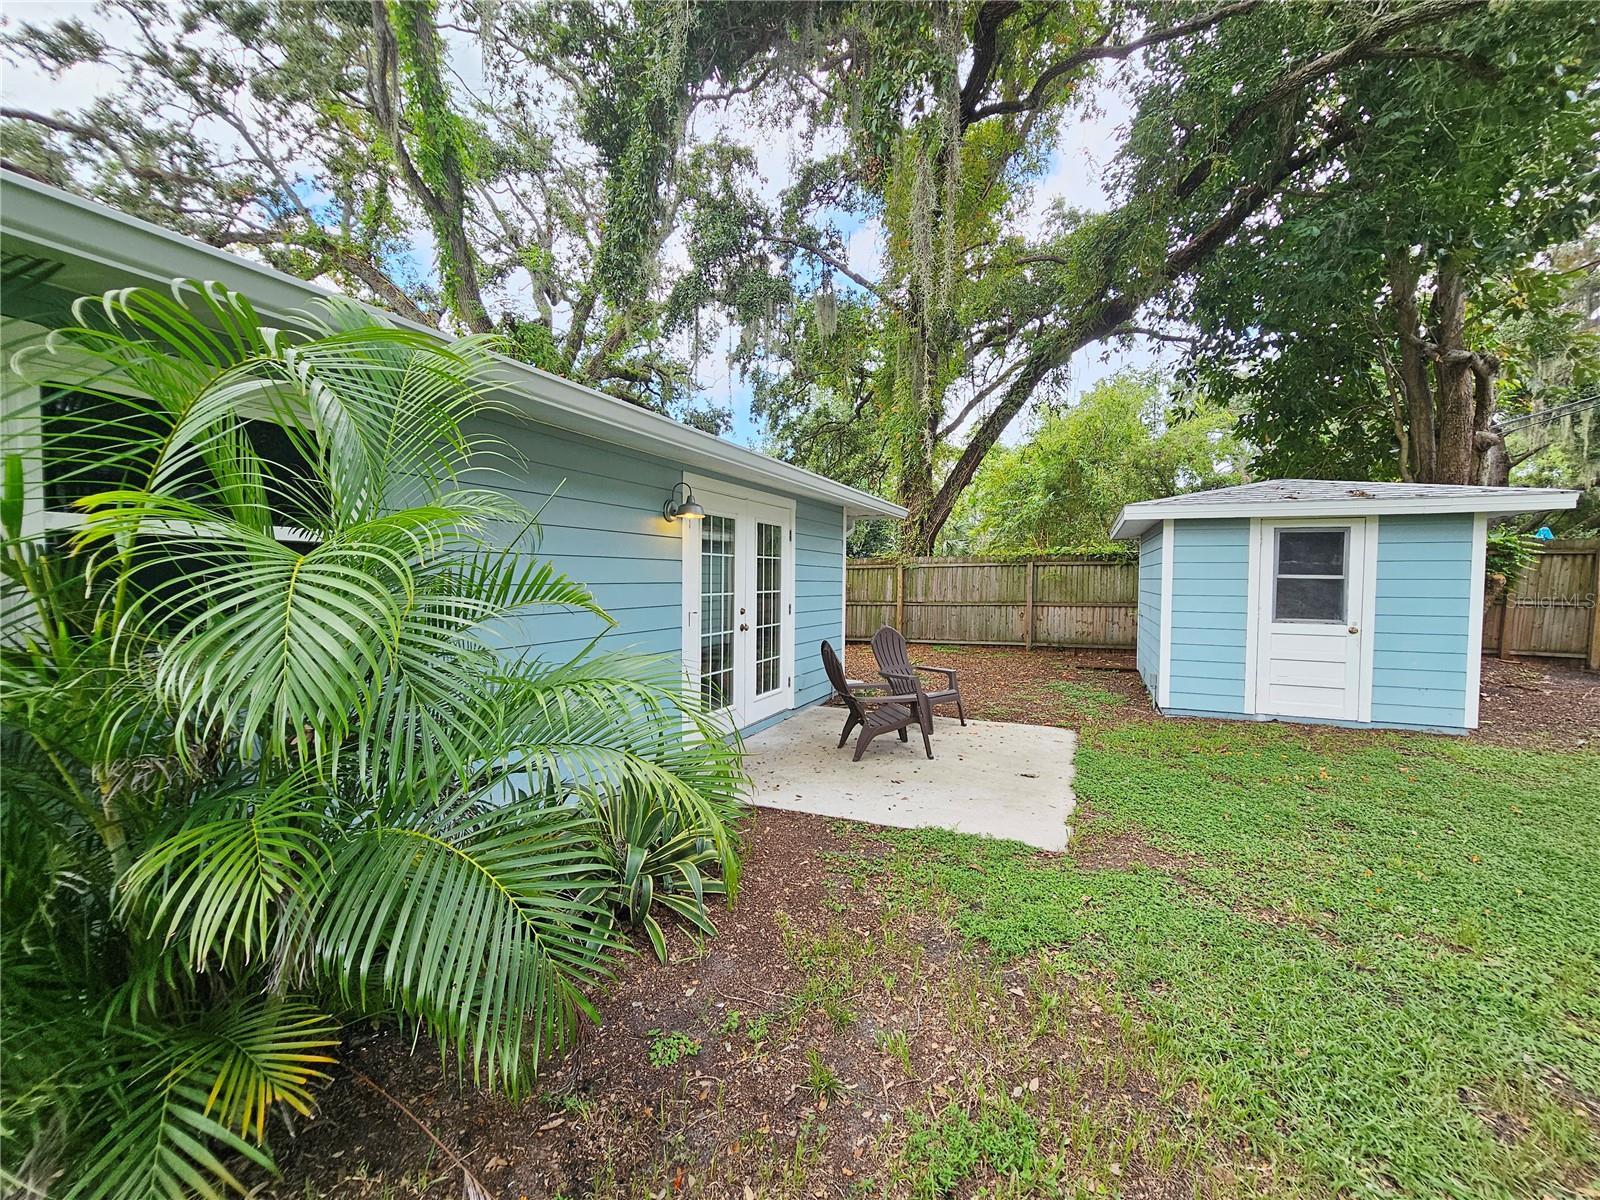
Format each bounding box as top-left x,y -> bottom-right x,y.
1111,487 -> 1580,540
0,170 -> 907,521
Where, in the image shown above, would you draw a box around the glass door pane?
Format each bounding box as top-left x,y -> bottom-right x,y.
699,515 -> 736,710
754,521 -> 782,695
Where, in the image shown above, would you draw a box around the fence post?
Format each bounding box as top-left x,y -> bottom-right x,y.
895,562 -> 906,635
1588,547 -> 1600,671
1024,560 -> 1035,650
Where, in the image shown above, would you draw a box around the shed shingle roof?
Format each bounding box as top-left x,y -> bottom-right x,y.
1110,479 -> 1579,539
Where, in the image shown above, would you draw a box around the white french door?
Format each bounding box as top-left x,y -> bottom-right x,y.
681,478 -> 795,730
1250,518 -> 1375,722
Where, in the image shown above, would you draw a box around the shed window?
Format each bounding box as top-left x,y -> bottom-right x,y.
1273,528 -> 1347,623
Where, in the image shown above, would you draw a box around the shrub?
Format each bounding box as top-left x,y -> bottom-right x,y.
1485,526 -> 1542,595
0,283 -> 746,1196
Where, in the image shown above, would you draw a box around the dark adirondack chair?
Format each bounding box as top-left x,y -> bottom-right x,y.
871,626 -> 965,725
820,640 -> 933,761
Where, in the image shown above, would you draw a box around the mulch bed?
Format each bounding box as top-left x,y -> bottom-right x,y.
840,642 -> 1154,727
264,810 -> 1251,1199
1476,656 -> 1600,749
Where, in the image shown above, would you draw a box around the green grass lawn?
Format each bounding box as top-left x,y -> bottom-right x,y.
870,705 -> 1600,1199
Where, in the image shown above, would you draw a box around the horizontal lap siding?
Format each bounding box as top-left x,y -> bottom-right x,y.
465,417 -> 684,663
1136,526 -> 1163,697
795,500 -> 845,706
1167,520 -> 1249,714
1372,515 -> 1471,729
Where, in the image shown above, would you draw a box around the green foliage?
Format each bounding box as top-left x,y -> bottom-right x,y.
872,720 -> 1600,1199
646,1030 -> 702,1069
1043,681 -> 1130,717
803,1047 -> 841,1103
0,2 -> 761,422
0,283 -> 746,1196
1485,527 -> 1542,591
903,1095 -> 1041,1196
1181,6 -> 1600,481
940,370 -> 1242,553
583,779 -> 739,963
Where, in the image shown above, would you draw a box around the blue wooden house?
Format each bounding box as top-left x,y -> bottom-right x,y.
1112,480 -> 1579,733
0,170 -> 905,736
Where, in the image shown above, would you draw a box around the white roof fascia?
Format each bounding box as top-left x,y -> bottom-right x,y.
0,170 -> 906,520
1111,489 -> 1579,539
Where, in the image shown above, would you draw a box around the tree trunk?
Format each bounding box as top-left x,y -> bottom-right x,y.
1386,257 -> 1503,486
1388,255 -> 1436,482
1429,262 -> 1478,483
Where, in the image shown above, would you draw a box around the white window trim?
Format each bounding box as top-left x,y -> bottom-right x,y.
3,360 -> 320,546
1267,525 -> 1354,626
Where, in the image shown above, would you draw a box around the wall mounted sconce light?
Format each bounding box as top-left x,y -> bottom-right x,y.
663,482 -> 706,521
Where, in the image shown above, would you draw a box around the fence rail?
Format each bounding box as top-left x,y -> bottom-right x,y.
850,540 -> 1600,668
846,556 -> 1139,650
1482,538 -> 1599,667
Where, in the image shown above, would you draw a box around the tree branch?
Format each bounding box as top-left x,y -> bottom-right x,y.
936,358 -> 1025,439
963,0 -> 1263,127
1110,324 -> 1199,348
760,233 -> 894,307
216,230 -> 432,325
0,107 -> 206,187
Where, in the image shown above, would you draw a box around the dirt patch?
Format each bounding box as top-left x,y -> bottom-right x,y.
262,809 -> 1271,1199
1069,811 -> 1204,877
1476,657 -> 1600,749
841,642 -> 1155,728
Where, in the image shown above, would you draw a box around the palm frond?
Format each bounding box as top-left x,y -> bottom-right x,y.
313,799 -> 617,1093
359,540 -> 614,792
155,998 -> 340,1142
69,1079 -> 272,1200
119,775 -> 333,972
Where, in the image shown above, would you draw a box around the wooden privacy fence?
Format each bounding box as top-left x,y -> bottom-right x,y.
846,556 -> 1139,650
850,540 -> 1600,666
1482,538 -> 1600,668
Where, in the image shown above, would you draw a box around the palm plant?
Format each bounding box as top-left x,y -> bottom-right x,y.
0,282 -> 748,1197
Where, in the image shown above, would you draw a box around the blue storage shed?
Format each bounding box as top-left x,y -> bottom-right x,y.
1112,480 -> 1579,734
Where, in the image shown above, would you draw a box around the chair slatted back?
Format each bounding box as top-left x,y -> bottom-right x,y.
871,626 -> 916,694
820,641 -> 865,720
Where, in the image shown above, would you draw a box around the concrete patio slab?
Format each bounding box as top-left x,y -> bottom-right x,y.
743,705 -> 1076,851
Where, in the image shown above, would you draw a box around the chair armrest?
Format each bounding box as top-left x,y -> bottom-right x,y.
911,663 -> 957,683
857,691 -> 921,706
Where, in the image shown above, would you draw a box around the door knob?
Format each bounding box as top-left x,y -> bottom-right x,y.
739,623 -> 749,632
1347,625 -> 1360,634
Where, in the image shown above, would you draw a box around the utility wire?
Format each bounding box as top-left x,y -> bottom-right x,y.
1498,390 -> 1600,434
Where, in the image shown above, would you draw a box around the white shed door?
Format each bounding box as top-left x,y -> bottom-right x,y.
1252,521 -> 1370,722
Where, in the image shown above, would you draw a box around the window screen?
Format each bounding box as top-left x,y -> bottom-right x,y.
1273,528 -> 1347,623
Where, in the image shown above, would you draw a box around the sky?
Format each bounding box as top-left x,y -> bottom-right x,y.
0,2 -> 1171,450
